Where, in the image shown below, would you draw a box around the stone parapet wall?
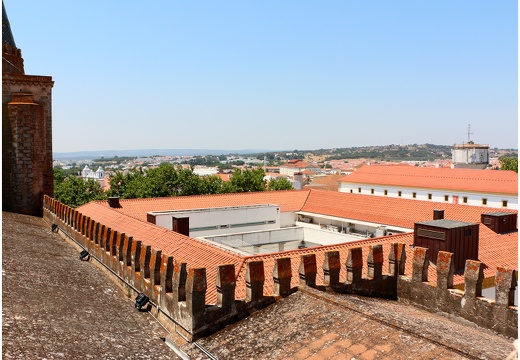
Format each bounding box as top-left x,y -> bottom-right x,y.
42,196 -> 518,339
398,246 -> 518,338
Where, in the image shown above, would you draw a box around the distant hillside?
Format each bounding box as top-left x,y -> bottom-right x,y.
53,148 -> 270,160
247,144 -> 517,163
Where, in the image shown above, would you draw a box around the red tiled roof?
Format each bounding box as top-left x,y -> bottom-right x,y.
303,175 -> 343,192
216,174 -> 231,182
281,160 -> 312,168
77,189 -> 517,302
299,190 -> 515,229
77,202 -> 246,304
340,165 -> 518,195
265,172 -> 286,178
87,190 -> 311,223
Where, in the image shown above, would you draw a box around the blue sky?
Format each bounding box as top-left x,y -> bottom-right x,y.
6,1 -> 518,152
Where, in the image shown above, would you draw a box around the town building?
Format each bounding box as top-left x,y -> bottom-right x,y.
452,141 -> 490,169
339,164 -> 518,209
279,159 -> 320,176
81,165 -> 107,188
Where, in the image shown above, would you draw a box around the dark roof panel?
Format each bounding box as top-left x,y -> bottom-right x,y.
2,1 -> 17,48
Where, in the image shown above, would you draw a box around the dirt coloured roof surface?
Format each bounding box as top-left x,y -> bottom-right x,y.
181,287 -> 516,360
340,165 -> 518,195
2,211 -> 177,359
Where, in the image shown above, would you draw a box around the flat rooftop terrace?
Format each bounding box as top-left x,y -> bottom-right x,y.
182,287 -> 517,359
2,212 -> 176,359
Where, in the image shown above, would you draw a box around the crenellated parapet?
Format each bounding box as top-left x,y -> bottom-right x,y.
42,196 -> 517,339
398,246 -> 518,338
43,196 -> 277,337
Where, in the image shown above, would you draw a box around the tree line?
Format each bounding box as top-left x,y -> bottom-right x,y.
54,164 -> 294,208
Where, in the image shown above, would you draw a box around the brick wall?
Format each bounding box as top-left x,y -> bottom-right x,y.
2,73 -> 54,216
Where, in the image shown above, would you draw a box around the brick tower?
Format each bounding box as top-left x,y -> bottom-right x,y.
2,1 -> 54,216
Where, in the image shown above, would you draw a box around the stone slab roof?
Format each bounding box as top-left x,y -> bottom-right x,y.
181,287 -> 516,359
2,212 -> 177,359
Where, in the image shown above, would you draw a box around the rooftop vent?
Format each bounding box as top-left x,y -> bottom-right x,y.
414,219 -> 479,271
107,197 -> 120,208
147,213 -> 156,225
481,212 -> 517,234
433,209 -> 444,220
172,217 -> 189,237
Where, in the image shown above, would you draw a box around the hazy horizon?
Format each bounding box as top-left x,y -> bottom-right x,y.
7,1 -> 518,152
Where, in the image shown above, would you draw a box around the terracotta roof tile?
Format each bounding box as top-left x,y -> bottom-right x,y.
303,174 -> 343,191
300,189 -> 516,229
77,189 -> 517,302
88,190 -> 311,223
77,202 -> 246,304
282,160 -> 312,168
340,165 -> 518,195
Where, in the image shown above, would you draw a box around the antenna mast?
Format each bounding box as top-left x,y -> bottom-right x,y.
467,124 -> 474,143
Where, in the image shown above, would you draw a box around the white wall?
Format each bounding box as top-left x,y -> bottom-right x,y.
339,182 -> 517,210
301,226 -> 373,245
280,212 -> 295,228
205,227 -> 304,248
452,147 -> 489,164
152,204 -> 281,237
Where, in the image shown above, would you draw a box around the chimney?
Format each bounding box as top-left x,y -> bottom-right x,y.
107,197 -> 120,208
481,212 -> 517,234
414,219 -> 479,271
147,213 -> 156,225
433,209 -> 444,220
172,217 -> 189,236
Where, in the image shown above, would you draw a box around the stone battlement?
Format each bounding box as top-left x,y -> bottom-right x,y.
43,196 -> 517,339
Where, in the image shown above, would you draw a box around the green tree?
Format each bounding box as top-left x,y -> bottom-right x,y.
106,168 -> 146,198
499,156 -> 518,172
267,177 -> 294,191
222,168 -> 266,193
54,175 -> 106,208
107,164 -> 215,199
200,175 -> 224,194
